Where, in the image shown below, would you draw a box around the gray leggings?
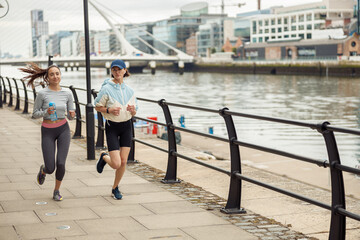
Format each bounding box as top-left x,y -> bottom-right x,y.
41,122 -> 70,181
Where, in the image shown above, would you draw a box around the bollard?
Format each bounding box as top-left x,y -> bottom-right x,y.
75,62 -> 79,71
70,62 -> 74,71
149,61 -> 156,75
178,61 -> 184,75
64,62 -> 68,72
105,61 -> 111,75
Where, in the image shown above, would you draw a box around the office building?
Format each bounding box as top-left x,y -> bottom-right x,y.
31,9 -> 49,57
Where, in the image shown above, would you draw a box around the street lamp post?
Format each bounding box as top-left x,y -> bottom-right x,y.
83,0 -> 95,160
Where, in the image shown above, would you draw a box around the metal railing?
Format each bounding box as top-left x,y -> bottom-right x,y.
1,76 -> 360,239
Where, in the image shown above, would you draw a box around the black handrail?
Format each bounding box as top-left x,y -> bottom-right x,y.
2,77 -> 7,104
0,76 -> 3,108
12,78 -> 20,111
69,85 -> 83,139
6,77 -> 13,107
20,80 -> 29,114
91,89 -> 105,150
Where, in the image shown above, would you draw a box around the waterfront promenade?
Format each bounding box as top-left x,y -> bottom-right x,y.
0,107 -> 258,240
1,106 -> 359,239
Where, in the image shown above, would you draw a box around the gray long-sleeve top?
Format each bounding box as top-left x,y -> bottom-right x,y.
32,87 -> 75,120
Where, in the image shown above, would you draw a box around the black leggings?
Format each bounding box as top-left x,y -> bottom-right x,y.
41,122 -> 70,181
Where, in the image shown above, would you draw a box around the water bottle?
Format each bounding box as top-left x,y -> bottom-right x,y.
49,102 -> 58,121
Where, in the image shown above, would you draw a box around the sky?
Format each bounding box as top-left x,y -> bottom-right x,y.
0,0 -> 322,57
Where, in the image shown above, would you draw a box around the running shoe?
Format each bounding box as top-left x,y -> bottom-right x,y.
111,186 -> 123,200
37,165 -> 46,185
96,152 -> 108,173
53,190 -> 63,201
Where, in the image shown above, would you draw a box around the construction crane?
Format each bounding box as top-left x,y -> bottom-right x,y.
211,1 -> 246,51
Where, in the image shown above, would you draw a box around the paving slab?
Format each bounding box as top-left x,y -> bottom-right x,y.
90,204 -> 154,218
35,207 -> 99,222
58,233 -> 126,240
133,212 -> 230,230
141,200 -> 205,214
122,228 -> 195,240
77,217 -> 147,234
55,196 -> 111,209
15,221 -> 86,240
1,199 -> 60,212
0,211 -> 40,226
0,226 -> 19,240
0,191 -> 23,201
181,224 -> 257,240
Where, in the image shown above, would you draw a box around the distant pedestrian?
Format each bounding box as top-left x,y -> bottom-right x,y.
94,59 -> 137,200
19,63 -> 75,201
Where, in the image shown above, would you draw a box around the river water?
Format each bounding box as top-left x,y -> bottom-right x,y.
2,65 -> 360,167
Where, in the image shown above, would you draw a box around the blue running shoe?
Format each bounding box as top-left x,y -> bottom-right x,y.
96,152 -> 108,173
112,186 -> 123,200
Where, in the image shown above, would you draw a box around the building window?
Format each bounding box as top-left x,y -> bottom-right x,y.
278,18 -> 282,24
284,35 -> 289,38
314,23 -> 321,29
291,16 -> 296,23
278,27 -> 282,33
299,15 -> 304,22
271,19 -> 275,25
265,20 -> 269,26
306,33 -> 312,39
271,36 -> 275,39
291,25 -> 297,31
271,28 -> 276,33
278,36 -> 282,39
291,34 -> 297,38
306,14 -> 312,21
265,29 -> 269,33
307,24 -> 312,30
252,37 -> 257,43
265,37 -> 269,42
259,29 -> 263,34
284,26 -> 289,32
299,33 -> 304,39
259,20 -> 263,26
252,21 -> 257,34
259,37 -> 263,42
299,25 -> 304,30
284,18 -> 288,24
351,41 -> 356,47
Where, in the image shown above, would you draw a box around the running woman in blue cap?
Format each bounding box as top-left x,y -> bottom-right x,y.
94,59 -> 137,200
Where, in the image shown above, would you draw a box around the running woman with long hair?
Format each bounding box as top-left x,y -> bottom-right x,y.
19,63 -> 75,201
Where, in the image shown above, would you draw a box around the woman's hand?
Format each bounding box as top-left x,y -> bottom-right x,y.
47,106 -> 55,115
69,110 -> 75,118
127,105 -> 136,116
109,107 -> 121,116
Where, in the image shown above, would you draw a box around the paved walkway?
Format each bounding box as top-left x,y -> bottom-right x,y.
0,107 -> 260,240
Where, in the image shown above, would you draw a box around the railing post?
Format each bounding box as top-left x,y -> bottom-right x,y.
219,107 -> 246,214
12,78 -> 20,111
6,77 -> 13,107
158,99 -> 180,183
21,79 -> 29,114
91,89 -> 105,149
127,117 -> 137,163
69,85 -> 83,139
317,122 -> 346,240
2,77 -> 7,104
0,76 -> 3,108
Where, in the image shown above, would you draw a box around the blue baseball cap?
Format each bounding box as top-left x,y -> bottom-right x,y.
111,59 -> 126,69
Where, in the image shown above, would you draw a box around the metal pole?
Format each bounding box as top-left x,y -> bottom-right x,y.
83,0 -> 95,160
356,0 -> 360,34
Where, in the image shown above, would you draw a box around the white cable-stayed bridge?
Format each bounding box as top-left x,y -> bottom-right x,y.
1,0 -> 194,72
